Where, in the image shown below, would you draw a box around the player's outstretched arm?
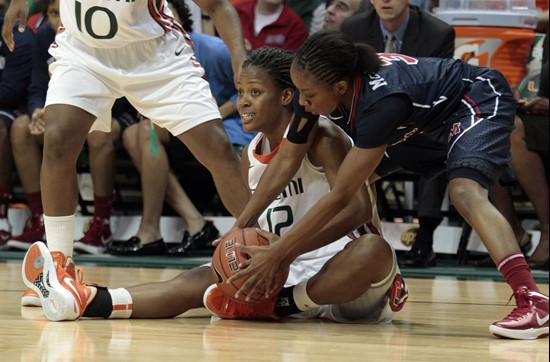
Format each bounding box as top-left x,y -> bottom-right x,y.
1,0 -> 28,52
296,121 -> 373,254
194,0 -> 246,85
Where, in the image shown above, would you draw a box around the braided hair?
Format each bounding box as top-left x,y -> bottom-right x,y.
293,30 -> 380,85
243,47 -> 295,90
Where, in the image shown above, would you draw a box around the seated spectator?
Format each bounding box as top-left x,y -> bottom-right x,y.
288,0 -> 326,34
26,0 -> 51,33
110,118 -> 219,256
0,14 -> 33,249
234,0 -> 309,50
323,0 -> 368,32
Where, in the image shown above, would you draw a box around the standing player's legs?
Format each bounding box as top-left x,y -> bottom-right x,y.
446,70 -> 548,339
449,178 -> 520,261
41,104 -> 97,257
177,119 -> 249,217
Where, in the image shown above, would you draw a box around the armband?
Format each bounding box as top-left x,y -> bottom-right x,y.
288,92 -> 318,144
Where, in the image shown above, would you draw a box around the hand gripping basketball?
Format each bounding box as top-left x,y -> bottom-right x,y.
211,228 -> 288,304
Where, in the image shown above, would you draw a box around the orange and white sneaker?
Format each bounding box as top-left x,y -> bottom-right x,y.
21,248 -> 79,307
22,242 -> 97,321
21,289 -> 41,307
203,284 -> 278,320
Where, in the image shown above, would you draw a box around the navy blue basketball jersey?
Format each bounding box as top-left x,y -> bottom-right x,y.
349,55 -> 474,147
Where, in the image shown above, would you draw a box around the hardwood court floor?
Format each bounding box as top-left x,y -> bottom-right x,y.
0,261 -> 548,362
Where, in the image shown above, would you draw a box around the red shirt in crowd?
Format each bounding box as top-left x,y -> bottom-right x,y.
234,0 -> 309,51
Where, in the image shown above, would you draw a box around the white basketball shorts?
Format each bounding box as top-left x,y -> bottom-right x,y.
46,30 -> 221,136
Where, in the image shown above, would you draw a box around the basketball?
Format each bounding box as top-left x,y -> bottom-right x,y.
211,228 -> 287,304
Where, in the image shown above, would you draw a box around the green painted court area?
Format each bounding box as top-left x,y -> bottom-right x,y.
0,251 -> 547,283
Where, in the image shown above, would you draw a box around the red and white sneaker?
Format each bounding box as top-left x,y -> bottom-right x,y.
389,274 -> 409,312
203,284 -> 278,320
22,242 -> 97,321
74,217 -> 112,254
21,249 -> 79,307
7,214 -> 45,250
490,286 -> 549,340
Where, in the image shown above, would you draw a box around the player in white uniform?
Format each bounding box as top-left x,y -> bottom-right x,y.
3,0 -> 250,303
20,47 -> 407,323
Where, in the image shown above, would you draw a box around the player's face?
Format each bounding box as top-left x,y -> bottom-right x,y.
324,0 -> 363,31
47,0 -> 61,31
237,66 -> 289,134
370,0 -> 409,23
290,65 -> 340,117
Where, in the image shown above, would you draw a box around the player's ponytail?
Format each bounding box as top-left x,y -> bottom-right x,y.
293,30 -> 381,85
356,43 -> 381,75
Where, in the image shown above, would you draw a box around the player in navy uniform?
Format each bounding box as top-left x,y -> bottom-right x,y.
231,31 -> 549,340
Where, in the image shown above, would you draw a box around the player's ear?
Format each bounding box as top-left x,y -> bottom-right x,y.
281,88 -> 294,106
333,80 -> 348,96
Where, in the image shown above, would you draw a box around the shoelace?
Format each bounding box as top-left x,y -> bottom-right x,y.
502,288 -> 532,321
52,255 -> 85,284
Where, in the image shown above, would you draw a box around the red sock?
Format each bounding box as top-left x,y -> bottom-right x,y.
26,191 -> 43,216
93,194 -> 113,219
497,252 -> 539,293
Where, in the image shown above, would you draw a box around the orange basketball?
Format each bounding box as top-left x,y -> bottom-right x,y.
211,228 -> 287,304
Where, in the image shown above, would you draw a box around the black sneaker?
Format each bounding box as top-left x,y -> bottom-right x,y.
167,221 -> 219,256
398,248 -> 436,267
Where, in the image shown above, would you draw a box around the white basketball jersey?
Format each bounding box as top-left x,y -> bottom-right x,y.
247,132 -> 351,263
60,0 -> 184,48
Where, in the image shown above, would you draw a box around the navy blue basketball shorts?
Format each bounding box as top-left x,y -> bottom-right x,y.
445,67 -> 516,189
374,133 -> 448,179
374,68 -> 516,189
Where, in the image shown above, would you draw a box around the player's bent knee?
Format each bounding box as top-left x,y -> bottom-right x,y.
348,235 -> 392,266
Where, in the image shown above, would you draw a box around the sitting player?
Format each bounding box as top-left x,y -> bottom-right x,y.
21,47 -> 407,323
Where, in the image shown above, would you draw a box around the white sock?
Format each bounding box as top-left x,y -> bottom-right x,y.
43,214 -> 75,257
108,288 -> 133,319
293,280 -> 320,312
